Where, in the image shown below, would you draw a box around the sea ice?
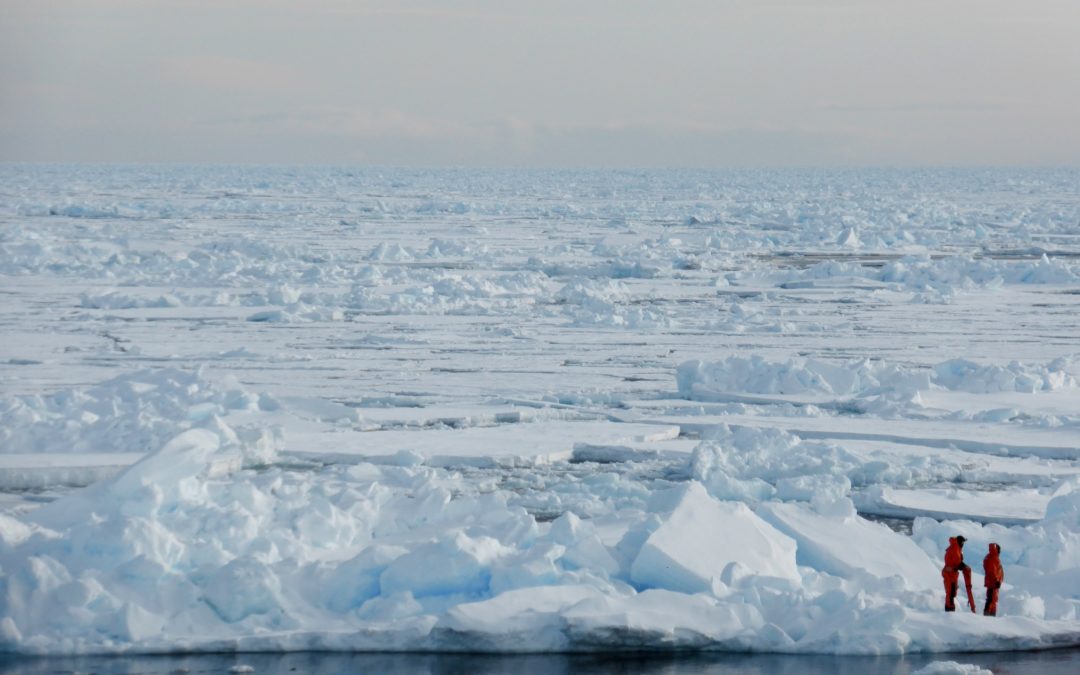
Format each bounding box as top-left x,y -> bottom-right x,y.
2,165 -> 1079,656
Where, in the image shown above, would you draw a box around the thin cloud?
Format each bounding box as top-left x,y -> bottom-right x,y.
162,56 -> 303,93
197,107 -> 485,142
822,101 -> 1007,113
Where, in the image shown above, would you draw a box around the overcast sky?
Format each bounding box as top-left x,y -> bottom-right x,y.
2,0 -> 1079,167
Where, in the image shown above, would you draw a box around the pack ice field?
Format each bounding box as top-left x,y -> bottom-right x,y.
2,165 -> 1080,655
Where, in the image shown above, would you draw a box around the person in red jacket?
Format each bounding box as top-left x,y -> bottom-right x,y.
943,535 -> 975,612
983,542 -> 1004,616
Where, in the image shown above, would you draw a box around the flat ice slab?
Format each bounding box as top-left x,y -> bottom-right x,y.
757,501 -> 942,590
644,413 -> 1080,460
856,486 -> 1052,525
282,420 -> 682,467
0,453 -> 139,490
349,404 -> 584,429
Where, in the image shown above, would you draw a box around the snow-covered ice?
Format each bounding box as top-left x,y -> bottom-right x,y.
1,166 -> 1079,656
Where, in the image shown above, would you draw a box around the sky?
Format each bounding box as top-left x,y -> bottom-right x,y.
2,0 -> 1079,167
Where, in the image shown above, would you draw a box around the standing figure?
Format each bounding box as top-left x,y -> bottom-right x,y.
983,543 -> 1004,616
942,535 -> 975,612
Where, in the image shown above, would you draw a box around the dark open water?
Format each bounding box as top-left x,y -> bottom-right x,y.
2,649 -> 1079,675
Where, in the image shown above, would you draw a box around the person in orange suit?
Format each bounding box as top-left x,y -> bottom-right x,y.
983,543 -> 1004,616
943,535 -> 975,612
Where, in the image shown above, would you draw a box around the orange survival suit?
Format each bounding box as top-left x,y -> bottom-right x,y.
943,535 -> 975,612
983,543 -> 1004,616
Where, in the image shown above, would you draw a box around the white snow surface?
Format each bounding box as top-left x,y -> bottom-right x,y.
2,166 -> 1080,655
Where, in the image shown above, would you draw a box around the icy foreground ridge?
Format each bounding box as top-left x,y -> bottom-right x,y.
2,412 -> 1080,655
